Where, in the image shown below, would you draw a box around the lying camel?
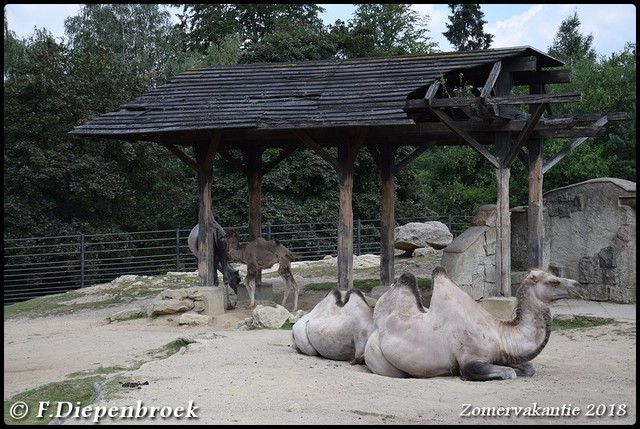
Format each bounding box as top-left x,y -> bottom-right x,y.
225,230 -> 300,312
364,266 -> 583,381
188,223 -> 241,301
291,288 -> 373,364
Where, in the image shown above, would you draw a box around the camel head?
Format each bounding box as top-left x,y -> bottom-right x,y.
519,268 -> 583,304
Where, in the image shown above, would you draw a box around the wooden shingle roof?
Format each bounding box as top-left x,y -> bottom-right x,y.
70,46 -> 564,146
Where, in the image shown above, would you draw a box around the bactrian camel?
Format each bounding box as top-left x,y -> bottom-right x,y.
291,288 -> 373,364
225,230 -> 300,312
364,266 -> 583,381
188,223 -> 241,304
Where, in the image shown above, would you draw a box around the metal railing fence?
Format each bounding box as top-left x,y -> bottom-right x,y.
4,215 -> 471,304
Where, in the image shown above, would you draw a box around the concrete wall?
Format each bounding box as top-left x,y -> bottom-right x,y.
513,178 -> 636,303
443,178 -> 635,304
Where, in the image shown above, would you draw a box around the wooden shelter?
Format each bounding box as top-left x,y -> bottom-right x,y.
70,46 -> 627,300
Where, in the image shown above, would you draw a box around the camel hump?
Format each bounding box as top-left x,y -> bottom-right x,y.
397,272 -> 417,287
329,288 -> 344,306
432,266 -> 448,278
345,288 -> 367,304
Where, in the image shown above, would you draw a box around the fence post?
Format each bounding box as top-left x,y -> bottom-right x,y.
356,219 -> 361,256
175,229 -> 181,272
267,222 -> 272,240
448,213 -> 453,232
80,233 -> 85,288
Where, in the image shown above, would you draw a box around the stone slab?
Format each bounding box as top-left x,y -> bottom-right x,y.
481,296 -> 517,321
198,286 -> 225,316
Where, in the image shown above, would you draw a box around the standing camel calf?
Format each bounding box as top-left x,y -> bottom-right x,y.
225,230 -> 300,312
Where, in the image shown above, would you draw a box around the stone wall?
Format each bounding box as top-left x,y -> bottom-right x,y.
440,205 -> 499,300
442,178 -> 635,304
512,178 -> 636,303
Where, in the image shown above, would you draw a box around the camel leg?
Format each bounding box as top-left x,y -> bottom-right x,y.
245,271 -> 257,310
511,362 -> 535,377
460,360 -> 517,381
363,331 -> 409,378
279,267 -> 299,312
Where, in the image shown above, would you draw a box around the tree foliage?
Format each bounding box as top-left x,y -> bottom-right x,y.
346,4 -> 438,56
3,4 -> 636,242
442,4 -> 493,51
547,8 -> 596,66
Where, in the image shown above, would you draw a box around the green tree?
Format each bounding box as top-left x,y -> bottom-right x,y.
344,3 -> 438,57
544,42 -> 636,189
547,8 -> 596,65
65,4 -> 186,88
239,16 -> 336,63
175,4 -> 325,56
442,4 -> 494,51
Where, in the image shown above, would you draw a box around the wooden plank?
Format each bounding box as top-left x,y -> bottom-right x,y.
480,61 -> 502,98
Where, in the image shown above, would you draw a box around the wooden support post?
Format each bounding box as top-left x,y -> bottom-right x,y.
244,147 -> 265,285
495,136 -> 512,296
337,144 -> 355,291
528,137 -> 544,269
194,143 -> 216,288
379,144 -> 396,286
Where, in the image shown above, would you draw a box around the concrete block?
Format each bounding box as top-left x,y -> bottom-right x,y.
198,286 -> 225,316
481,296 -> 517,321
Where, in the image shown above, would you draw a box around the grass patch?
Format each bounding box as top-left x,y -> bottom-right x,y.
281,320 -> 294,330
4,377 -> 103,425
552,315 -> 616,330
4,338 -> 186,425
3,274 -> 199,321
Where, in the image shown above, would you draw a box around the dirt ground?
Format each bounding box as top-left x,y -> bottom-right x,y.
4,259 -> 637,425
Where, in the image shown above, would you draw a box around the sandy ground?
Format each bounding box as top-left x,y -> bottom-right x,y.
4,263 -> 637,425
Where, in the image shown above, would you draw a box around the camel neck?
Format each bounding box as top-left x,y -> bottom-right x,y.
498,286 -> 552,365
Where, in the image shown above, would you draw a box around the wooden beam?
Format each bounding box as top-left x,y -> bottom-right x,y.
262,147 -> 297,176
543,115 -> 609,173
292,130 -> 340,172
157,141 -> 198,171
429,108 -> 500,169
480,61 -> 502,98
512,69 -> 572,85
426,92 -> 582,108
394,141 -> 438,174
504,102 -> 548,168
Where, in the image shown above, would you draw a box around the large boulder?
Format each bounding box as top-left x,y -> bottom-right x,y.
394,221 -> 453,256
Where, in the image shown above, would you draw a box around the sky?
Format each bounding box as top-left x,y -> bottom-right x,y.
4,4 -> 636,57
